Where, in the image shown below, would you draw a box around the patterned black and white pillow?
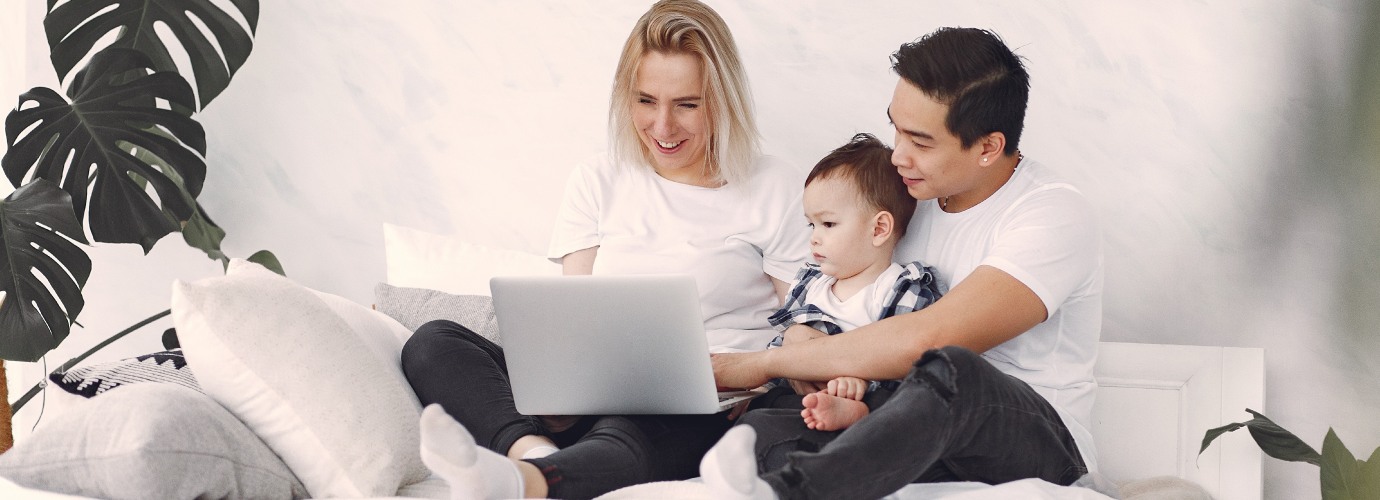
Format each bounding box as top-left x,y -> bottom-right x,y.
50,349 -> 201,398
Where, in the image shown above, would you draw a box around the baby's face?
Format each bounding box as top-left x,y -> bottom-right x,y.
802,175 -> 882,280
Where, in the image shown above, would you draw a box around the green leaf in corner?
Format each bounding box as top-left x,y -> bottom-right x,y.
1322,429 -> 1362,500
247,250 -> 284,276
1362,446 -> 1380,500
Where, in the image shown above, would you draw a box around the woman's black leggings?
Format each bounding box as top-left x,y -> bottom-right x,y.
400,320 -> 735,499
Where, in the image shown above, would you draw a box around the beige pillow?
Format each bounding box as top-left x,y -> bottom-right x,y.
173,259 -> 428,498
383,223 -> 559,296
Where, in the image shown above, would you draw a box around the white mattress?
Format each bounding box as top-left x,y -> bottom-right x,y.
1,475 -> 1116,500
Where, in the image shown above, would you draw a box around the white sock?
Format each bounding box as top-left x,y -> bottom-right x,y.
419,405 -> 525,500
521,444 -> 559,460
700,425 -> 777,500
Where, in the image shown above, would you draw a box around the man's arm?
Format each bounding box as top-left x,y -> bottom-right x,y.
714,265 -> 1046,388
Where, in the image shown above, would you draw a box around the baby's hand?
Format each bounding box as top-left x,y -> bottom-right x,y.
825,377 -> 867,401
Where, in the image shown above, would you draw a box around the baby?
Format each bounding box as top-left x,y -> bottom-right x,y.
765,133 -> 943,431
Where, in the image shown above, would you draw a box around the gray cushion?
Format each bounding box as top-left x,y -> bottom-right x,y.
374,283 -> 502,346
0,383 -> 308,500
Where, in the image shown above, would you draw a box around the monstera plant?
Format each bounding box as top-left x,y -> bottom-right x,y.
1,0 -> 280,429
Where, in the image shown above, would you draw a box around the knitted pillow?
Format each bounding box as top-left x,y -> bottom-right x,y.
373,283 -> 502,346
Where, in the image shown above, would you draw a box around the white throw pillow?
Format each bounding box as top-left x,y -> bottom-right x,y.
383,223 -> 560,296
173,259 -> 429,498
311,289 -> 423,412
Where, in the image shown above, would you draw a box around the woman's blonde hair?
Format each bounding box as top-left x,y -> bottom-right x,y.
609,0 -> 760,188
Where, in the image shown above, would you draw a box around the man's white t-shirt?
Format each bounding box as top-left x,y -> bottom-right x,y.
548,153 -> 811,352
798,263 -> 906,332
895,156 -> 1104,464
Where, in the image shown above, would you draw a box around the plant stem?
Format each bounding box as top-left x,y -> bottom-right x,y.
2,359 -> 12,452
10,309 -> 172,415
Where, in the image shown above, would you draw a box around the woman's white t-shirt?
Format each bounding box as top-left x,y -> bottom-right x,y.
895,157 -> 1104,462
548,153 -> 811,353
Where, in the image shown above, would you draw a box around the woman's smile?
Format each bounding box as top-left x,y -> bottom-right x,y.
633,51 -> 711,185
655,139 -> 686,153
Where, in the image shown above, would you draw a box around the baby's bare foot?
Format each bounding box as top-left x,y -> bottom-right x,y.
801,392 -> 870,431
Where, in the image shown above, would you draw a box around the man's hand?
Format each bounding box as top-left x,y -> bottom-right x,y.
712,352 -> 771,390
825,377 -> 868,401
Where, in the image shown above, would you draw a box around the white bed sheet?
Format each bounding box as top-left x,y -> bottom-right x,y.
0,476 -> 445,500
598,479 -> 1114,500
2,475 -> 1115,500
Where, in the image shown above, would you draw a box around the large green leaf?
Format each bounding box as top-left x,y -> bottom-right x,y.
0,180 -> 91,362
1199,409 -> 1323,465
1313,428 -> 1380,500
246,249 -> 283,276
3,48 -> 206,253
119,125 -> 226,263
1362,446 -> 1380,500
180,202 -> 227,264
45,0 -> 259,109
1201,422 -> 1247,454
1319,430 -> 1363,500
1242,409 -> 1326,465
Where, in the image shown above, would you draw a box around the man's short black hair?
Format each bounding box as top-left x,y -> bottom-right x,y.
891,27 -> 1029,155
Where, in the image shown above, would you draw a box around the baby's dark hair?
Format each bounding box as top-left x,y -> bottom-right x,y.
805,133 -> 916,239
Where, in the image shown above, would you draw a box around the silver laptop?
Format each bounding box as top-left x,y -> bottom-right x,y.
490,274 -> 762,415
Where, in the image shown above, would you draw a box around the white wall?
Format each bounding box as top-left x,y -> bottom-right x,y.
5,1 -> 1378,497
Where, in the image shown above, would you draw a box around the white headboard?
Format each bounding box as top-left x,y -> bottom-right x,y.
1092,342 -> 1265,500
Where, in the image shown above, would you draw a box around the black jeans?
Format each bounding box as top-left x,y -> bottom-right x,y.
736,346 -> 1087,500
400,320 -> 734,499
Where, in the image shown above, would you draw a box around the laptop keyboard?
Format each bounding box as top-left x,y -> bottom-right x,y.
717,390 -> 761,401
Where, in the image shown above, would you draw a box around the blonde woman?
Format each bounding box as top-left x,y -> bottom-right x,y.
400,1 -> 810,498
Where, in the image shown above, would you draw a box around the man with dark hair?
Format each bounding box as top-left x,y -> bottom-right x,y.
890,27 -> 1030,157
705,27 -> 1104,500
